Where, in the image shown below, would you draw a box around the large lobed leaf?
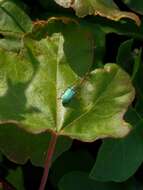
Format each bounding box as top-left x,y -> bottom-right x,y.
0,0 -> 32,33
54,0 -> 140,25
0,33 -> 135,142
90,116 -> 143,182
0,124 -> 72,166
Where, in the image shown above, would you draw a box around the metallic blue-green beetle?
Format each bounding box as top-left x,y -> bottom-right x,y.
61,74 -> 89,105
61,87 -> 76,105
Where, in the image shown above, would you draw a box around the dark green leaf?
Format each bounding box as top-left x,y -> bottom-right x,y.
122,0 -> 143,15
58,171 -> 135,190
125,107 -> 142,126
90,119 -> 143,182
62,25 -> 94,76
89,16 -> 143,40
51,150 -> 94,187
32,19 -> 105,71
133,48 -> 143,118
0,124 -> 72,166
0,33 -> 135,142
6,167 -> 24,190
116,39 -> 133,72
131,49 -> 142,81
31,20 -> 96,76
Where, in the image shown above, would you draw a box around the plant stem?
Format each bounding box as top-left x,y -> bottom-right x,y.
39,132 -> 58,190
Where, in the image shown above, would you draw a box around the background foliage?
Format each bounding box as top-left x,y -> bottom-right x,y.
0,0 -> 143,189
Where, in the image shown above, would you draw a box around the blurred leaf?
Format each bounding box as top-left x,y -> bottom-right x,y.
58,171 -> 136,190
55,0 -> 140,25
38,13 -> 143,40
117,40 -> 141,82
79,22 -> 105,68
133,48 -> 143,90
38,0 -> 64,12
0,124 -> 72,166
0,33 -> 135,142
56,22 -> 95,76
0,0 -> 32,33
133,49 -> 143,90
116,39 -> 133,71
6,167 -> 24,190
135,96 -> 143,118
88,16 -> 143,40
125,107 -> 142,126
60,22 -> 105,74
32,19 -> 105,71
122,0 -> 143,15
131,48 -> 142,80
133,48 -> 143,118
51,150 -> 94,187
90,118 -> 143,182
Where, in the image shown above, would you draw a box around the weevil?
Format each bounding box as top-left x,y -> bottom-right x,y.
61,86 -> 76,105
61,73 -> 90,105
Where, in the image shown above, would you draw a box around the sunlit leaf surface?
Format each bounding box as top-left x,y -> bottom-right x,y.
0,33 -> 135,142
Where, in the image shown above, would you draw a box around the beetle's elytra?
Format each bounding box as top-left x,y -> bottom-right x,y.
61,87 -> 76,105
61,72 -> 90,105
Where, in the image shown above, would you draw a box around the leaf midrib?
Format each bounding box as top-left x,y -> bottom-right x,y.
0,5 -> 26,32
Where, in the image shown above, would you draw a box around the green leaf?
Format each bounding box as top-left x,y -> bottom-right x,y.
58,171 -> 134,190
31,19 -> 105,71
133,48 -> 143,118
62,24 -> 95,76
51,150 -> 94,187
133,49 -> 143,93
116,40 -> 141,81
88,16 -> 143,40
122,0 -> 143,15
90,119 -> 143,182
80,22 -> 105,68
125,107 -> 142,126
6,167 -> 24,190
38,0 -> 63,11
0,0 -> 32,33
135,96 -> 143,118
55,0 -> 140,25
116,39 -> 133,71
0,124 -> 72,166
0,33 -> 135,142
131,49 -> 142,81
